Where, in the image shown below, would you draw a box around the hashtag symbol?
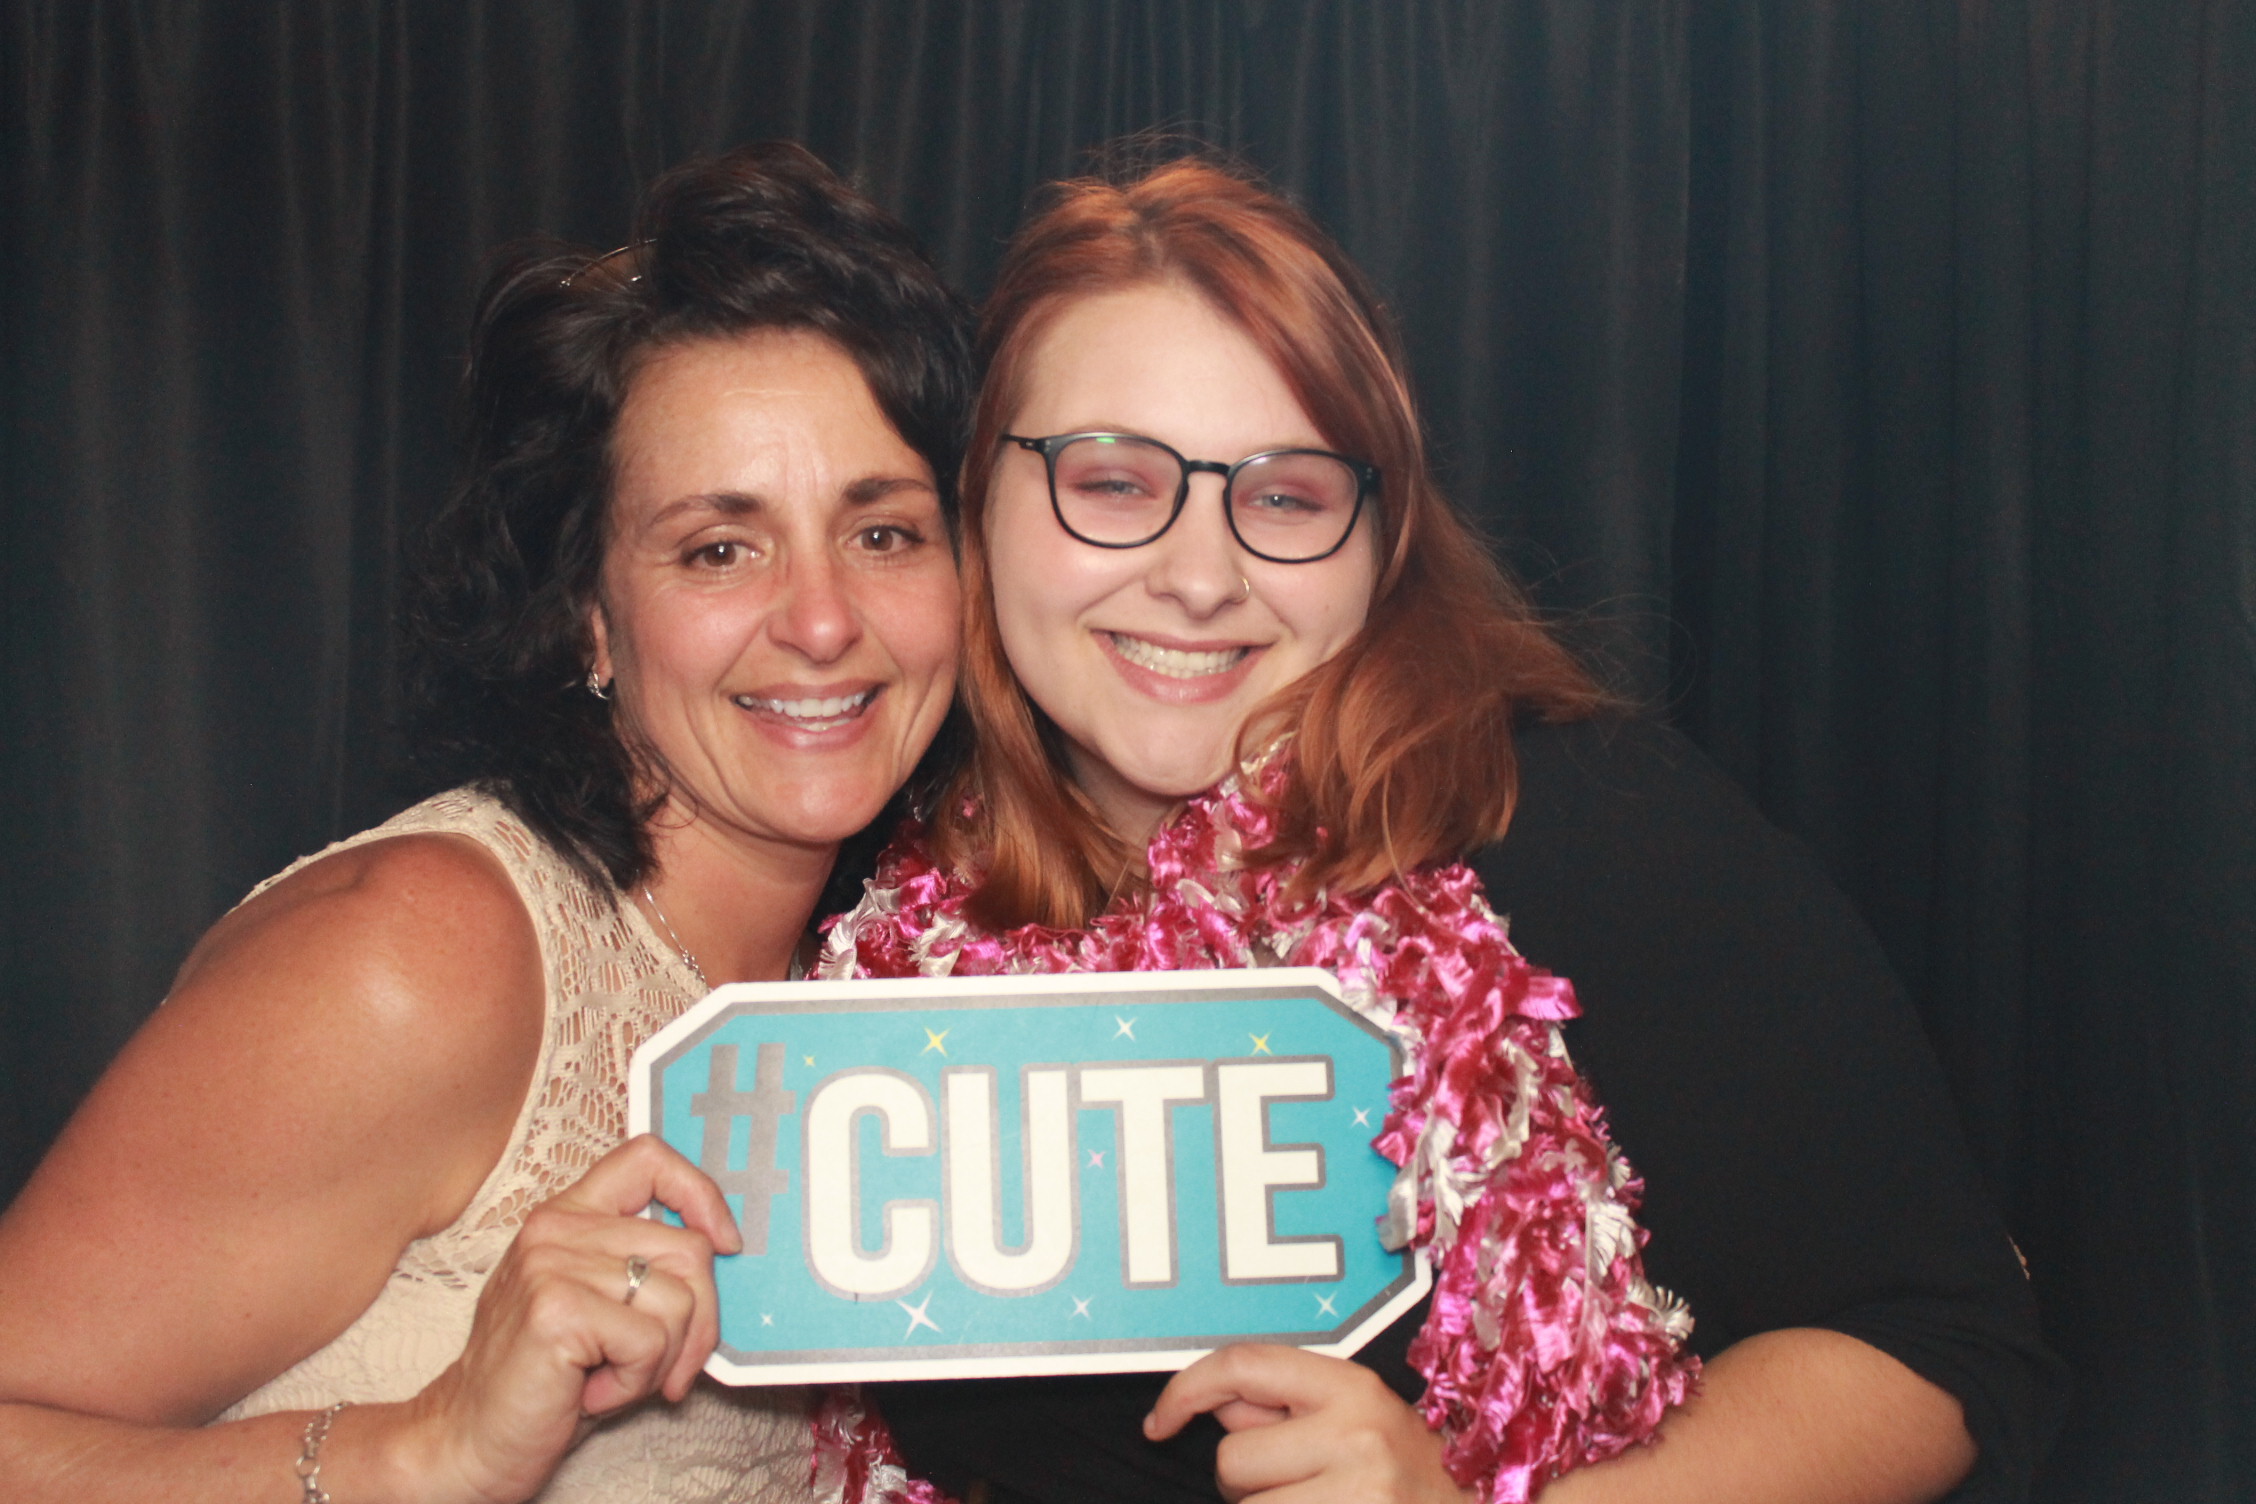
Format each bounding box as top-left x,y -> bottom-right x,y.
691,1042 -> 796,1254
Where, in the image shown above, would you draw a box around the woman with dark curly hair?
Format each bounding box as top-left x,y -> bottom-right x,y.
0,142 -> 969,1504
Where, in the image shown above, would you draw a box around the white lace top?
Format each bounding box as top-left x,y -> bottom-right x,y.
219,788 -> 819,1503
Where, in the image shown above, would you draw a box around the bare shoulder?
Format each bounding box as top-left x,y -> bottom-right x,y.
184,829 -> 538,994
0,831 -> 549,1422
159,829 -> 549,1214
161,832 -> 546,1116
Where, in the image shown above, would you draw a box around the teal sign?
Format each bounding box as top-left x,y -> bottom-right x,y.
630,969 -> 1428,1383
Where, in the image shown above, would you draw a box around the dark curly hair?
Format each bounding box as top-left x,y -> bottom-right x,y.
403,142 -> 974,894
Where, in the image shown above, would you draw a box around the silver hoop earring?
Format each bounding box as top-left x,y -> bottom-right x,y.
586,667 -> 611,701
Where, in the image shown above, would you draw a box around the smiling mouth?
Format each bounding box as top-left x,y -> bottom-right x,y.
731,688 -> 877,730
1101,632 -> 1252,680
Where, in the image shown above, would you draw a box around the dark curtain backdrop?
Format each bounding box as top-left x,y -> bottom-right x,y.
3,3 -> 2251,1499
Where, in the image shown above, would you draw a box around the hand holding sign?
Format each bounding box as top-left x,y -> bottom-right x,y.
630,969 -> 1428,1384
405,1136 -> 742,1502
1149,1344 -> 1471,1504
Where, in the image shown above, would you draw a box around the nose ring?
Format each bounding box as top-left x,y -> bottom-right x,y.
1229,574 -> 1251,605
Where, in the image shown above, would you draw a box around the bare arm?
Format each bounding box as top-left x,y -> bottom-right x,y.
0,836 -> 737,1504
0,1137 -> 741,1504
1147,1328 -> 1973,1504
1537,1328 -> 1974,1504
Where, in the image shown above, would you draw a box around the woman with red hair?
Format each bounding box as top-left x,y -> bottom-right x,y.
823,160 -> 2057,1502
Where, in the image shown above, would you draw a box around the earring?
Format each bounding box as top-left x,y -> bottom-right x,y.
586,667 -> 611,701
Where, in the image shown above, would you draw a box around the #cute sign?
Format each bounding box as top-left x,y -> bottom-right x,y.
629,969 -> 1429,1383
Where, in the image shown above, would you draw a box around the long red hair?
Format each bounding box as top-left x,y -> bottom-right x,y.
937,159 -> 1607,929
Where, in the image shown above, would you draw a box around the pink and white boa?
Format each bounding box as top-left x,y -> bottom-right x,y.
810,764 -> 1697,1503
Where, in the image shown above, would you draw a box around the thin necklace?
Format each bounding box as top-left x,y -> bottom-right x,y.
641,884 -> 711,990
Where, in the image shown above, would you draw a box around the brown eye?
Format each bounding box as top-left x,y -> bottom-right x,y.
688,540 -> 744,568
857,524 -> 921,554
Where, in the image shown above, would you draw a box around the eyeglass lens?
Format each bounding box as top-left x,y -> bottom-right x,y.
1049,435 -> 1361,560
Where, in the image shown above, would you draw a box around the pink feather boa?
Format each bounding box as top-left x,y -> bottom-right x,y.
809,766 -> 1696,1503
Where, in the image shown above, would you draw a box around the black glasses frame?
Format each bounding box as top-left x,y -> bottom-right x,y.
1002,431 -> 1378,564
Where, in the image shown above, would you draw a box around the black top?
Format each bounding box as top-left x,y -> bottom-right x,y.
872,717 -> 2066,1502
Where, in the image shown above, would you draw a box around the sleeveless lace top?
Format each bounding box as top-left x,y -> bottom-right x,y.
219,788 -> 820,1503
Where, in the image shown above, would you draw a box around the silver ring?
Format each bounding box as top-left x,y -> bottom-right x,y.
622,1254 -> 651,1306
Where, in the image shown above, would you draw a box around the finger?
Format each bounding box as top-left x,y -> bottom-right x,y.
508,1233 -> 699,1395
645,1214 -> 725,1400
487,1255 -> 677,1417
561,1284 -> 678,1416
418,1229 -> 700,1498
609,1219 -> 722,1400
1215,1415 -> 1334,1497
1216,1478 -> 1336,1504
510,1196 -> 716,1281
1147,1344 -> 1332,1439
617,1263 -> 697,1399
1147,1347 -> 1256,1439
515,1211 -> 720,1303
557,1239 -> 704,1404
553,1134 -> 745,1255
635,1264 -> 715,1403
674,1270 -> 720,1402
508,1204 -> 723,1402
1213,1398 -> 1292,1431
1217,1395 -> 1461,1504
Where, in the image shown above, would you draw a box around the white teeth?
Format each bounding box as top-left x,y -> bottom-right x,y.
733,688 -> 875,722
1104,633 -> 1248,679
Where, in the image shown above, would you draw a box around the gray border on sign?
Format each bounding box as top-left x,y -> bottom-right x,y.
628,969 -> 1423,1384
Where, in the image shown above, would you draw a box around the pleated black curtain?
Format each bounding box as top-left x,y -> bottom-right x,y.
2,3 -> 2249,1498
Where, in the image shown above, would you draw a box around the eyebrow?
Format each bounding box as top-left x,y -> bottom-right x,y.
644,475 -> 936,529
843,475 -> 938,505
1044,425 -> 1332,459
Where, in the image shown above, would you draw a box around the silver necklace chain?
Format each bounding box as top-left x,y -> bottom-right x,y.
641,884 -> 711,990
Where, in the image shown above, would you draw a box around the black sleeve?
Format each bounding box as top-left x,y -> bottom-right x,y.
1479,716 -> 2066,1502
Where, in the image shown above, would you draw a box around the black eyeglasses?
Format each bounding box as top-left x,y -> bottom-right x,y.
1002,431 -> 1377,563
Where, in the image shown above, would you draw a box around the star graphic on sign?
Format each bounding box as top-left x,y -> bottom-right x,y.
898,1292 -> 941,1338
1351,1107 -> 1371,1128
1249,1032 -> 1273,1055
1087,1148 -> 1106,1169
1070,1295 -> 1093,1320
922,1028 -> 950,1056
803,1054 -> 816,1068
761,1312 -> 775,1327
1113,1016 -> 1138,1040
1315,1293 -> 1339,1318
